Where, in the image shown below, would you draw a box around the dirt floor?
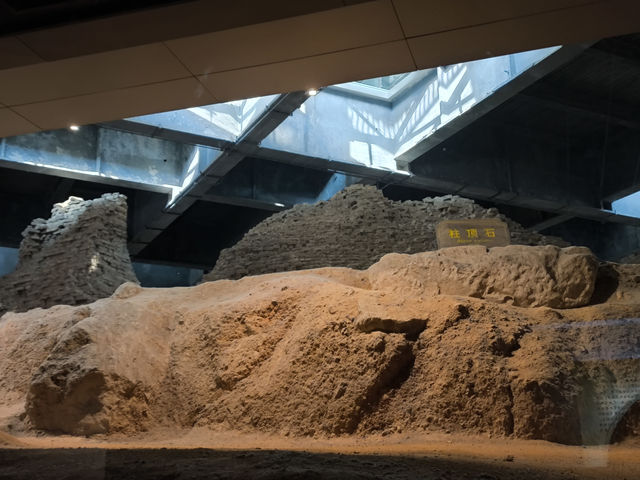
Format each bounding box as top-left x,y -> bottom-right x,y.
1,430 -> 639,479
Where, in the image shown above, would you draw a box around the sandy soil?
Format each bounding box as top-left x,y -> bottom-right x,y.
1,430 -> 639,479
2,246 -> 640,479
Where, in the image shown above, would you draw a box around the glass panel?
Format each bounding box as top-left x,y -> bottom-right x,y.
356,73 -> 411,90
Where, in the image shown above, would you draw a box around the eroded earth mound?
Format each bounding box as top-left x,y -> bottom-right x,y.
1,245 -> 640,446
206,185 -> 568,281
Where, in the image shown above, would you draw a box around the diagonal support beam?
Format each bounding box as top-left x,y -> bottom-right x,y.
396,44 -> 589,168
253,145 -> 640,228
200,194 -> 288,212
530,213 -> 574,232
129,91 -> 310,256
517,92 -> 640,132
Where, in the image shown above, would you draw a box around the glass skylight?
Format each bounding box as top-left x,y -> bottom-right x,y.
356,73 -> 411,90
330,70 -> 433,102
612,190 -> 640,218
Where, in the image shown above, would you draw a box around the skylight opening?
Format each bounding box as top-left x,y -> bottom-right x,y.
356,73 -> 410,90
330,69 -> 434,102
612,190 -> 640,218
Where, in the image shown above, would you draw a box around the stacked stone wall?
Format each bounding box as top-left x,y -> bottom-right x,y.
205,185 -> 568,281
0,193 -> 138,314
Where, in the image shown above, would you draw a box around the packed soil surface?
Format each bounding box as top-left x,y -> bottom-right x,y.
1,430 -> 639,479
1,245 -> 640,479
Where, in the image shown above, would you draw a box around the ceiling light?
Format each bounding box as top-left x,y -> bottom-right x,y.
306,88 -> 319,96
69,125 -> 80,131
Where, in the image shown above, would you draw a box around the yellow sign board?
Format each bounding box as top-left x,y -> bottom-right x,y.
436,218 -> 510,249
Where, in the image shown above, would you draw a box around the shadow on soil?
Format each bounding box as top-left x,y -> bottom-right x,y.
0,447 -> 578,480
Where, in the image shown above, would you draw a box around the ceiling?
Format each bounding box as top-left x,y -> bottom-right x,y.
1,0 -> 639,139
0,0 -> 189,35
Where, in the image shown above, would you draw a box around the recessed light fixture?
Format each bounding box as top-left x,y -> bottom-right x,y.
69,125 -> 80,131
306,88 -> 319,96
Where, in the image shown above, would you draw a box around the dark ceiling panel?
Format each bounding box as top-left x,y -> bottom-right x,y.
4,0 -> 75,11
136,200 -> 271,269
0,0 -> 187,35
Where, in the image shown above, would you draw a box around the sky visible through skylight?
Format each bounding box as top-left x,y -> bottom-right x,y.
356,73 -> 410,90
612,190 -> 640,217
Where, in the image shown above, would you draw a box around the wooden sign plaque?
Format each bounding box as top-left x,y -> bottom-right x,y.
436,218 -> 510,249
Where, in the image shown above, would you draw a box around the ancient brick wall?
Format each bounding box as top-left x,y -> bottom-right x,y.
205,185 -> 568,281
0,193 -> 138,314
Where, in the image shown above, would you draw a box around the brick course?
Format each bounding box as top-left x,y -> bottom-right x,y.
0,193 -> 138,314
205,185 -> 568,281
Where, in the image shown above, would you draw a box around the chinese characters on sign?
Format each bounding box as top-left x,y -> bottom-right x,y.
449,227 -> 495,240
436,219 -> 510,248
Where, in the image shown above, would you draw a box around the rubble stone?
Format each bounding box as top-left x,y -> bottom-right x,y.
368,245 -> 598,309
0,194 -> 138,314
206,185 -> 568,281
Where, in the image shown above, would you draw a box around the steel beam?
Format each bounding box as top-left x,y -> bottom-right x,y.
200,194 -> 287,212
252,145 -> 640,227
530,214 -> 575,232
517,92 -> 640,132
128,91 -> 310,255
395,44 -> 589,168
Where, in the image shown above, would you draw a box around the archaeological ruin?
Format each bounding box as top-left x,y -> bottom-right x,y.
0,194 -> 138,315
206,185 -> 568,281
0,186 -> 639,465
2,12 -> 640,479
1,244 -> 640,448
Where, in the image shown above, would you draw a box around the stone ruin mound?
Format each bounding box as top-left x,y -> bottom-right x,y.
2,244 -> 640,446
206,185 -> 567,281
0,193 -> 138,315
